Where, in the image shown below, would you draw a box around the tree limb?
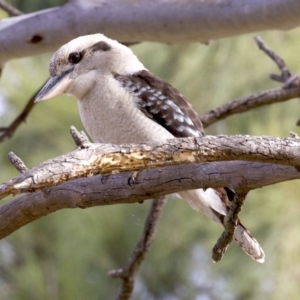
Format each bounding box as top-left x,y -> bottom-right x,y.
7,151 -> 28,173
0,0 -> 22,17
0,80 -> 47,143
200,36 -> 300,128
200,86 -> 300,128
1,134 -> 300,200
212,192 -> 248,262
0,161 -> 298,241
254,35 -> 300,86
108,197 -> 166,300
1,0 -> 300,63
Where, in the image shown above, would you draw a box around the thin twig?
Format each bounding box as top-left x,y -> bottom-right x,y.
70,126 -> 90,147
0,3 -> 39,143
254,36 -> 290,79
0,79 -> 48,143
108,197 -> 167,300
212,192 -> 247,262
254,36 -> 300,86
200,36 -> 300,128
200,86 -> 300,128
290,131 -> 300,139
0,0 -> 22,16
7,152 -> 28,173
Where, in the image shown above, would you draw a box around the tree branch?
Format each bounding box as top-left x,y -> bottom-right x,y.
200,86 -> 300,128
7,151 -> 28,173
0,80 -> 47,142
0,161 -> 298,241
200,36 -> 300,128
1,0 -> 300,63
254,35 -> 300,86
0,0 -> 22,17
108,197 -> 166,300
212,192 -> 248,262
1,134 -> 300,200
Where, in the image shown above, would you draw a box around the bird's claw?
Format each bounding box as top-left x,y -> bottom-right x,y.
128,171 -> 139,187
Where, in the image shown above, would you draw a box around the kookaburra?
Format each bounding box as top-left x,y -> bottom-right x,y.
35,34 -> 265,263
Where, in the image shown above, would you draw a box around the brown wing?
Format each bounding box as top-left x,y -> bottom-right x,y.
114,70 -> 204,138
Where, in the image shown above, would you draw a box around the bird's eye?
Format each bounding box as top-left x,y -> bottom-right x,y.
68,52 -> 82,64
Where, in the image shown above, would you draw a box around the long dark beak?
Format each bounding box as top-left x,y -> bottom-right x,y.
35,69 -> 73,102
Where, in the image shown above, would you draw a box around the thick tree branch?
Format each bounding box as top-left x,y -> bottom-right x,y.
108,197 -> 166,300
0,0 -> 300,63
0,161 -> 298,241
1,134 -> 300,200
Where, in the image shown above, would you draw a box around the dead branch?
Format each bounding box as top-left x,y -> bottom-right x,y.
0,161 -> 298,242
200,86 -> 300,128
70,126 -> 90,147
7,152 -> 28,173
1,134 -> 300,200
0,0 -> 22,16
200,36 -> 300,128
254,36 -> 300,86
0,80 -> 48,143
254,36 -> 300,127
212,192 -> 248,262
108,197 -> 166,300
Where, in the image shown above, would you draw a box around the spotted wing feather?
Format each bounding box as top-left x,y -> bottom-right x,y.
114,70 -> 204,138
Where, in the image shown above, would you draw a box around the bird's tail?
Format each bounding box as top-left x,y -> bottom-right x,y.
234,221 -> 265,263
178,189 -> 265,263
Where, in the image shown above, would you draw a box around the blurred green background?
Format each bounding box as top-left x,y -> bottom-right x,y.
1,1 -> 300,299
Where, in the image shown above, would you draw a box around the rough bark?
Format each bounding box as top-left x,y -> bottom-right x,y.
0,161 -> 298,241
200,86 -> 300,128
1,135 -> 300,200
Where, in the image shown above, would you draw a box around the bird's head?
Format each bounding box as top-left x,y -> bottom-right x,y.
35,34 -> 144,101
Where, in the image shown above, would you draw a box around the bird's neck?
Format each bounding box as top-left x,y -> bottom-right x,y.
76,75 -> 134,143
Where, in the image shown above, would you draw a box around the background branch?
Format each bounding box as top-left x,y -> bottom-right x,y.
1,0 -> 300,63
108,197 -> 167,300
254,35 -> 299,85
0,0 -> 22,16
200,86 -> 300,128
200,36 -> 300,128
0,81 -> 47,142
212,192 -> 248,262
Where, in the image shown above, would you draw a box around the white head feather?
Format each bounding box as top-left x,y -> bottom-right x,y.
36,34 -> 145,101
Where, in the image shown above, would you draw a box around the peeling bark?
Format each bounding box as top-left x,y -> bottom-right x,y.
1,135 -> 300,200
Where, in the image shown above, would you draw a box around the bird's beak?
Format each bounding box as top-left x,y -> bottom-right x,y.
35,69 -> 73,102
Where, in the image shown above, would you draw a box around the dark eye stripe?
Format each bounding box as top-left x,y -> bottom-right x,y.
90,41 -> 111,52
